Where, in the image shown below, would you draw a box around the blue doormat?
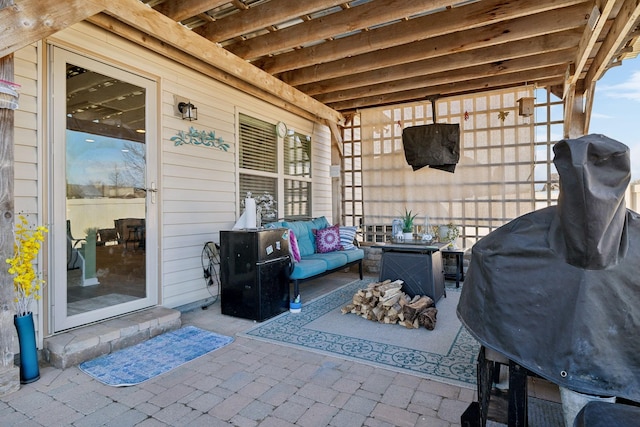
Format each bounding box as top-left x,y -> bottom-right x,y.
79,326 -> 234,386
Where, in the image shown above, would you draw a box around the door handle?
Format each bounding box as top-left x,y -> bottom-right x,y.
146,183 -> 157,204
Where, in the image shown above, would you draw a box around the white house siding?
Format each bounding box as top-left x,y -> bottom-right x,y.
17,21 -> 332,314
13,43 -> 43,336
311,122 -> 333,221
13,45 -> 40,216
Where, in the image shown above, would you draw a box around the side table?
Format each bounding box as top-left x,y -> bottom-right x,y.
442,249 -> 464,287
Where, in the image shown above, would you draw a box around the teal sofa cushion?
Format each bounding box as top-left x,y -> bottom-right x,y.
311,216 -> 330,230
338,248 -> 365,263
290,259 -> 327,280
304,252 -> 349,270
285,220 -> 315,257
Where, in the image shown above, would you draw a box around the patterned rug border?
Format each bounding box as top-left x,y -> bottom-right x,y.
240,278 -> 480,389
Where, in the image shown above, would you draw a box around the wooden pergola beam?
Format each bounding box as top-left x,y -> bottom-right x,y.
279,10 -> 586,87
257,0 -> 585,75
100,0 -> 343,124
87,13 -> 329,124
326,121 -> 343,158
0,0 -> 106,58
327,65 -> 566,112
585,0 -> 640,85
153,0 -> 228,23
299,23 -> 582,97
569,0 -> 618,86
193,0 -> 347,42
224,0 -> 455,61
318,49 -> 572,104
583,80 -> 597,135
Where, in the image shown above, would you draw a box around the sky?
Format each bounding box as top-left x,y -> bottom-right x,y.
66,131 -> 138,186
589,56 -> 640,181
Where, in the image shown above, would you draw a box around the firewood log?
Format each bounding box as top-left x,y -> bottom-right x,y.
418,307 -> 438,330
375,280 -> 403,297
399,319 -> 418,329
341,304 -> 355,314
367,279 -> 390,290
387,304 -> 397,316
353,291 -> 366,304
409,295 -> 422,304
402,296 -> 434,323
381,293 -> 401,307
372,305 -> 385,322
398,295 -> 409,307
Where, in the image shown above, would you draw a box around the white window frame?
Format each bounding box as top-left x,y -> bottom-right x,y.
237,112 -> 312,221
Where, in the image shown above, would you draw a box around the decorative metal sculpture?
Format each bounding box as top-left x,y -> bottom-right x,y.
171,127 -> 229,151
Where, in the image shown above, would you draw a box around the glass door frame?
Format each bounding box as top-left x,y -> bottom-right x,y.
50,47 -> 159,332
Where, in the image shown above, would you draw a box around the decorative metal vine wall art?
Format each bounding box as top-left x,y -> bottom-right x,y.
171,126 -> 230,151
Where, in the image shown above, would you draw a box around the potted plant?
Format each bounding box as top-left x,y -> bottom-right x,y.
401,208 -> 418,241
6,215 -> 48,384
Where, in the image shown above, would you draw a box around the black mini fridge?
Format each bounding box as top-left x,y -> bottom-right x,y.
220,229 -> 291,321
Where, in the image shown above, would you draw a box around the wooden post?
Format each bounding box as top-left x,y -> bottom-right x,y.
0,53 -> 15,307
0,51 -> 19,394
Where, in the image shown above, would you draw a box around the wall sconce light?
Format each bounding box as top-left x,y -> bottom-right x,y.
178,101 -> 198,121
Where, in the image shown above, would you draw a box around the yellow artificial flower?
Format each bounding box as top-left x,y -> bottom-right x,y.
5,215 -> 48,317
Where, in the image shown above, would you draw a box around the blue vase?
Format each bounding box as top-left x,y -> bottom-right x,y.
14,313 -> 40,384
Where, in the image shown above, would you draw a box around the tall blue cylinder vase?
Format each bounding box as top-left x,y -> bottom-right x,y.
13,313 -> 40,384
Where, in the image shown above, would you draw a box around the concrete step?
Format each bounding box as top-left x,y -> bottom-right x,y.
42,307 -> 181,369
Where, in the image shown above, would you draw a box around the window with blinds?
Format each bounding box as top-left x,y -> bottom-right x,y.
284,132 -> 311,177
238,114 -> 312,222
239,113 -> 277,173
283,131 -> 312,218
284,179 -> 311,219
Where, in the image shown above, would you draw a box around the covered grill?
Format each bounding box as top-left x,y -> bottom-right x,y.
457,135 -> 640,419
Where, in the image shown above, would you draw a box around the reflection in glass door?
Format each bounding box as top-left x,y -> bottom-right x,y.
52,48 -> 157,331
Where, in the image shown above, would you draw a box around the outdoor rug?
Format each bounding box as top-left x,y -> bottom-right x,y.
241,278 -> 481,389
79,326 -> 234,386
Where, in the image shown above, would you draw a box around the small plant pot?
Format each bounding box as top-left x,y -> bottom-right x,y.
289,301 -> 302,313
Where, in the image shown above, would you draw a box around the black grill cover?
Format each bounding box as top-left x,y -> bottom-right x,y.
574,401 -> 640,427
401,124 -> 460,172
457,134 -> 640,401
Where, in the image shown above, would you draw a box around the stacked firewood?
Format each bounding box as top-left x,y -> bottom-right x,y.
341,279 -> 438,330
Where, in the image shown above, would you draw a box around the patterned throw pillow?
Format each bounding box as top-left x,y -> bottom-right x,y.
289,229 -> 301,262
313,224 -> 341,253
339,226 -> 357,250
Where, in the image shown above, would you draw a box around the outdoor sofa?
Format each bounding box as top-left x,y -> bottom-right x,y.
266,216 -> 364,299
